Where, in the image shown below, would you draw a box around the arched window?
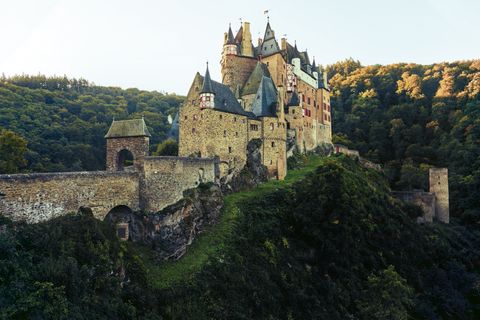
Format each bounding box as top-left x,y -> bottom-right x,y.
271,141 -> 275,147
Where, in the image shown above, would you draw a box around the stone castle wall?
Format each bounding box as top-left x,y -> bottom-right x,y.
221,55 -> 258,93
430,168 -> 449,223
0,171 -> 140,223
179,105 -> 250,176
141,156 -> 217,212
392,191 -> 436,223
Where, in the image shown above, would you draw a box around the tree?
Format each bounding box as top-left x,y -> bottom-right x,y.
0,129 -> 28,173
154,139 -> 178,156
356,266 -> 414,320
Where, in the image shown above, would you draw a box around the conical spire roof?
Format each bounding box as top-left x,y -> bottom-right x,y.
227,24 -> 235,44
201,63 -> 214,94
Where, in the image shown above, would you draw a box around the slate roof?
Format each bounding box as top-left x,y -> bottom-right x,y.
287,91 -> 300,107
198,74 -> 255,118
259,22 -> 280,56
105,118 -> 151,138
251,76 -> 278,117
201,64 -> 214,94
227,25 -> 235,44
242,62 -> 271,95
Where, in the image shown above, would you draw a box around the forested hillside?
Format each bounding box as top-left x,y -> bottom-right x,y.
1,156 -> 479,319
327,59 -> 480,223
0,75 -> 183,172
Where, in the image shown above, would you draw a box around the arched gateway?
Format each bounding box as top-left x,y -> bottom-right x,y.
105,118 -> 151,172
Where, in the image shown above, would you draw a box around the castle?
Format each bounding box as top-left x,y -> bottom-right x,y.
0,19 -> 332,223
177,21 -> 332,179
0,20 -> 450,226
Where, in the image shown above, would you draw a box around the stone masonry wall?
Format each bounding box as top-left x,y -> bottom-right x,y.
141,156 -> 217,213
0,171 -> 140,223
179,105 -> 249,176
393,191 -> 436,223
106,136 -> 149,171
430,168 -> 449,223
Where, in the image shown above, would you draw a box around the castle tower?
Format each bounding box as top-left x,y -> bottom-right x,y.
105,118 -> 151,172
199,63 -> 215,109
223,24 -> 237,56
429,168 -> 449,223
221,22 -> 257,93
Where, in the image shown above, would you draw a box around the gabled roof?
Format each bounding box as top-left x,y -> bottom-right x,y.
242,62 -> 271,95
198,75 -> 255,118
251,76 -> 278,117
105,118 -> 151,138
259,22 -> 280,56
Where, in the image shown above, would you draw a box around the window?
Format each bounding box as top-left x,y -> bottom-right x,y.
193,115 -> 197,120
271,141 -> 275,147
250,124 -> 259,131
270,160 -> 273,165
219,114 -> 223,119
302,95 -> 305,102
206,96 -> 210,101
235,132 -> 238,137
234,117 -> 237,122
184,116 -> 187,120
270,123 -> 274,131
192,128 -> 196,133
223,130 -> 227,137
307,97 -> 311,105
228,146 -> 232,153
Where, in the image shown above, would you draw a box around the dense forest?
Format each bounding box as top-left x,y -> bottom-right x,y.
1,156 -> 479,319
327,59 -> 480,223
1,62 -> 480,318
0,74 -> 183,172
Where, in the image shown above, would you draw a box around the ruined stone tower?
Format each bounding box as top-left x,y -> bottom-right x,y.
105,118 -> 151,171
429,168 -> 449,223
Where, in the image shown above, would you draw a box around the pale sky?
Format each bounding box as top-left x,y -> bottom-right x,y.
0,0 -> 479,94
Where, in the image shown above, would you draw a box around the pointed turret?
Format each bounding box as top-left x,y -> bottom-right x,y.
259,21 -> 280,56
201,63 -> 214,93
227,24 -> 235,44
200,63 -> 215,108
223,24 -> 238,56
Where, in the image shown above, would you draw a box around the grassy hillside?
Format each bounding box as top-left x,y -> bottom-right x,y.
2,155 -> 479,319
0,75 -> 183,172
327,59 -> 480,223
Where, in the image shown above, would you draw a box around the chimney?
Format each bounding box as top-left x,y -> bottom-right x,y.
258,38 -> 263,46
281,38 -> 287,50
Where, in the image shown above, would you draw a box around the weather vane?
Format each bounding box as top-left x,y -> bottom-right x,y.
264,9 -> 269,22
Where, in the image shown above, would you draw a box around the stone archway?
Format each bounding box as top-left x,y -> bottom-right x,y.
116,149 -> 134,171
105,205 -> 134,241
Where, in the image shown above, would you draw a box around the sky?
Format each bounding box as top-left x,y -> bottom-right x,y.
0,0 -> 479,94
